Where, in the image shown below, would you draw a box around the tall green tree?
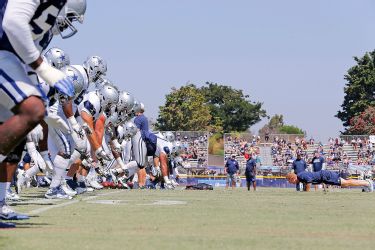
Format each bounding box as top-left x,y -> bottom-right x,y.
200,82 -> 266,132
337,50 -> 375,131
156,84 -> 211,131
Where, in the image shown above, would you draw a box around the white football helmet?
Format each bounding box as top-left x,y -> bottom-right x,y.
98,84 -> 119,110
172,141 -> 185,156
83,56 -> 107,82
123,121 -> 138,139
52,0 -> 87,39
61,65 -> 86,99
44,47 -> 70,69
164,131 -> 175,142
131,99 -> 142,115
95,78 -> 114,89
118,91 -> 135,113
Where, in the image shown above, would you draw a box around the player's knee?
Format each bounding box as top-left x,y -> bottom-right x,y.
19,96 -> 45,125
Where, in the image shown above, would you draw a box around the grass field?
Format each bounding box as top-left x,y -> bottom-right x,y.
1,187 -> 375,250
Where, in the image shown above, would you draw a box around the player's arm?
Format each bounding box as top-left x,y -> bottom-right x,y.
3,0 -> 40,65
81,111 -> 100,150
3,0 -> 73,96
94,114 -> 106,145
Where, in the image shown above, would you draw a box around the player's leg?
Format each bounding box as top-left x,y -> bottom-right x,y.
252,178 -> 257,191
45,128 -> 72,199
340,178 -> 373,191
0,52 -> 46,162
0,141 -> 29,221
246,178 -> 250,191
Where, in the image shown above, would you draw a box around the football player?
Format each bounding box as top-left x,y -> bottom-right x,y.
110,121 -> 176,189
286,170 -> 374,192
0,0 -> 85,225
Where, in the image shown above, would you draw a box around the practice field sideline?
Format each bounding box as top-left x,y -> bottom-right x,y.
1,188 -> 375,250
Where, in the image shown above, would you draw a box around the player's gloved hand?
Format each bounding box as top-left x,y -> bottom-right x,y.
35,60 -> 74,97
95,147 -> 111,161
44,113 -> 71,134
27,124 -> 44,144
67,117 -> 84,139
112,139 -> 122,153
26,141 -> 46,171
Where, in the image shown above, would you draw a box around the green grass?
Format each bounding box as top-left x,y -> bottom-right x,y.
1,188 -> 375,250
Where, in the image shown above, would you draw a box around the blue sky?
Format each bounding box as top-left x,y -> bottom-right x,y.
51,0 -> 375,141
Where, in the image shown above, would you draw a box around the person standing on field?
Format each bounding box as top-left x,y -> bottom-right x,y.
245,154 -> 257,191
292,152 -> 307,191
225,154 -> 239,189
311,151 -> 325,191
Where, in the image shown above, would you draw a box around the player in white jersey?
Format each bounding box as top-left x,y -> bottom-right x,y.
71,84 -> 119,184
101,91 -> 135,176
109,121 -> 176,189
0,0 -> 85,226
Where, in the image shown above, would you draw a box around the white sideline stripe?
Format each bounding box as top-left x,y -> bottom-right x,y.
27,190 -> 123,215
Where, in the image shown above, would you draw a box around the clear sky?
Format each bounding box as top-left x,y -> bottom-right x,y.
51,0 -> 375,142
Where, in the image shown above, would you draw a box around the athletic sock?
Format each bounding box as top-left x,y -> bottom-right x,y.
0,182 -> 7,201
69,150 -> 81,166
25,165 -> 41,179
50,155 -> 70,189
5,182 -> 10,191
163,176 -> 171,184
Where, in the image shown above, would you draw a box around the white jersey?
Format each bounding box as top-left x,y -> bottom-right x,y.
77,91 -> 102,121
0,0 -> 67,64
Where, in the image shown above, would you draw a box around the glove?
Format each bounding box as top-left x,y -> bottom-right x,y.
112,139 -> 122,153
27,124 -> 43,144
35,60 -> 74,97
95,146 -> 111,161
26,142 -> 46,171
68,117 -> 85,139
44,113 -> 71,134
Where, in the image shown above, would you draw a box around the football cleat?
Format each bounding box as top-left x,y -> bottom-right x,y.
109,169 -> 119,185
45,187 -> 72,200
61,180 -> 77,197
0,201 -> 29,220
6,189 -> 20,201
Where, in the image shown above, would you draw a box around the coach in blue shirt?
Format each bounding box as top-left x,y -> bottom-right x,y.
134,104 -> 148,188
311,151 -> 325,191
292,153 -> 307,191
245,155 -> 257,191
311,152 -> 325,172
225,154 -> 239,189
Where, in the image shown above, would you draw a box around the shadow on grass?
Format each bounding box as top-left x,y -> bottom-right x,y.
12,222 -> 50,229
9,202 -> 56,207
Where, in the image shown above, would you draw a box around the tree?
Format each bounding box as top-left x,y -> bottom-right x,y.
347,106 -> 375,135
258,114 -> 304,135
200,82 -> 266,132
337,50 -> 375,132
156,84 -> 211,131
279,125 -> 304,135
258,114 -> 284,135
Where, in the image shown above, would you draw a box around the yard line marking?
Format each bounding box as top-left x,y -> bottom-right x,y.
27,190 -> 124,215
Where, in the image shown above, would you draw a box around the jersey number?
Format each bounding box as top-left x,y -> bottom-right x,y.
30,5 -> 60,39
